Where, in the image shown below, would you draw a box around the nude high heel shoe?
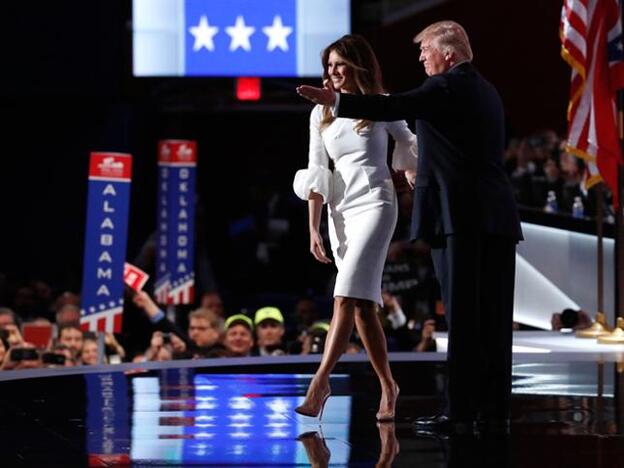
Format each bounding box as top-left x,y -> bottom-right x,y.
295,384 -> 332,420
376,381 -> 400,422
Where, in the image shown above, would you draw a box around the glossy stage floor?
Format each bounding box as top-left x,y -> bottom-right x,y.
1,334 -> 623,467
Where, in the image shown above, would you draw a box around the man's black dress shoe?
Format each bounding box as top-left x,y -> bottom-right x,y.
413,414 -> 477,435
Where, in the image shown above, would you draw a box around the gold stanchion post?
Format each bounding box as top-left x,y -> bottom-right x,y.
597,317 -> 624,344
576,311 -> 611,338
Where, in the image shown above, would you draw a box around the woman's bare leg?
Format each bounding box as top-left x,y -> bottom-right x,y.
296,296 -> 356,416
314,296 -> 356,382
354,300 -> 399,419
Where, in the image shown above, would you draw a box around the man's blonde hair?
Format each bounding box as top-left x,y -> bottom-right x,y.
189,307 -> 224,331
414,21 -> 473,62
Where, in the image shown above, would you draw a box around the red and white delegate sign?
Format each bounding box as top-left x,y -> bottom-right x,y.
158,140 -> 197,165
123,262 -> 150,292
89,152 -> 132,181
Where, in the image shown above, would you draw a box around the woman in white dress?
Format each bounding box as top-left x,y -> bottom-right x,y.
292,35 -> 418,421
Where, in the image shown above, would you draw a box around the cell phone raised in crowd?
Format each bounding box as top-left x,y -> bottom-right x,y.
41,352 -> 66,366
108,354 -> 122,365
10,347 -> 39,361
162,333 -> 171,344
22,323 -> 54,350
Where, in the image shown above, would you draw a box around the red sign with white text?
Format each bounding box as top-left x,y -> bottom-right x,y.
89,152 -> 132,181
158,141 -> 197,165
123,263 -> 150,292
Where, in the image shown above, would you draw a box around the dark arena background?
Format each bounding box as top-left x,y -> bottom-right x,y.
1,0 -> 623,467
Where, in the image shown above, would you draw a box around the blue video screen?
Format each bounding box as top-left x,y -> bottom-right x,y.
132,0 -> 351,77
86,371 -> 352,465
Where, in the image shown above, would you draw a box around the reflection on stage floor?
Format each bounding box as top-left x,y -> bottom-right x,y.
0,355 -> 623,467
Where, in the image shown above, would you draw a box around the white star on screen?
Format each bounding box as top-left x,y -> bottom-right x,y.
262,15 -> 293,52
226,15 -> 255,52
189,15 -> 219,52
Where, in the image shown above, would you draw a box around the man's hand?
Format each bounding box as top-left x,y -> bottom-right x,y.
381,291 -> 400,314
170,333 -> 187,353
150,331 -> 164,349
297,85 -> 336,106
421,319 -> 436,340
133,291 -> 160,318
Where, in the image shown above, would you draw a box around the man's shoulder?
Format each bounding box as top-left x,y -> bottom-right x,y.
409,74 -> 450,97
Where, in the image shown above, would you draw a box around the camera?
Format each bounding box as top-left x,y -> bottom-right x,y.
310,334 -> 325,354
10,347 -> 39,361
162,333 -> 172,344
41,352 -> 66,366
560,309 -> 579,329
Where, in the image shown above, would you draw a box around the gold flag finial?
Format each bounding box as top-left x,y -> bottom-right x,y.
597,317 -> 624,344
576,312 -> 611,338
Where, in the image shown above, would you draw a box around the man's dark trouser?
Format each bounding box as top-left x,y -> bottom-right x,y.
431,233 -> 516,421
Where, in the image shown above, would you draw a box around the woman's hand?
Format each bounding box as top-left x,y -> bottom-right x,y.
310,230 -> 332,264
404,170 -> 417,190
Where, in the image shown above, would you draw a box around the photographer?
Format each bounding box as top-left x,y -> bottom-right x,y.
41,344 -> 75,367
0,332 -> 8,365
414,318 -> 437,352
551,308 -> 592,331
57,324 -> 83,358
133,290 -> 224,358
300,321 -> 330,355
2,343 -> 41,371
0,307 -> 22,331
139,331 -> 188,362
379,291 -> 411,351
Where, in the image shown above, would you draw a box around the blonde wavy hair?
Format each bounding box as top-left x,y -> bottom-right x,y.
320,34 -> 385,134
414,21 -> 473,62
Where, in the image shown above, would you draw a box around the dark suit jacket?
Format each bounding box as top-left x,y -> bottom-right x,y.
337,62 -> 523,244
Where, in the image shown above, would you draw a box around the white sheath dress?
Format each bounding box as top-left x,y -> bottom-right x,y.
293,105 -> 418,306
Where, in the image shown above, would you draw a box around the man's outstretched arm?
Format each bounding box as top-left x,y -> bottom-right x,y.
297,76 -> 449,122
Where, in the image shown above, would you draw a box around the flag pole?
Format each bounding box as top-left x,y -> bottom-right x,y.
576,181 -> 611,338
615,1 -> 624,437
617,0 -> 624,322
615,76 -> 624,447
617,91 -> 624,321
614,90 -> 624,320
596,182 -> 604,316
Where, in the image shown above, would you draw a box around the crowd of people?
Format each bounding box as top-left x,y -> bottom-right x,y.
0,278 -> 437,371
504,130 -> 615,220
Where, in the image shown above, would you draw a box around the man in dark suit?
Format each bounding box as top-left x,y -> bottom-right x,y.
297,21 -> 523,433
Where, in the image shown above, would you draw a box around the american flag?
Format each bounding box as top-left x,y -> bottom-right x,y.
560,0 -> 624,205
